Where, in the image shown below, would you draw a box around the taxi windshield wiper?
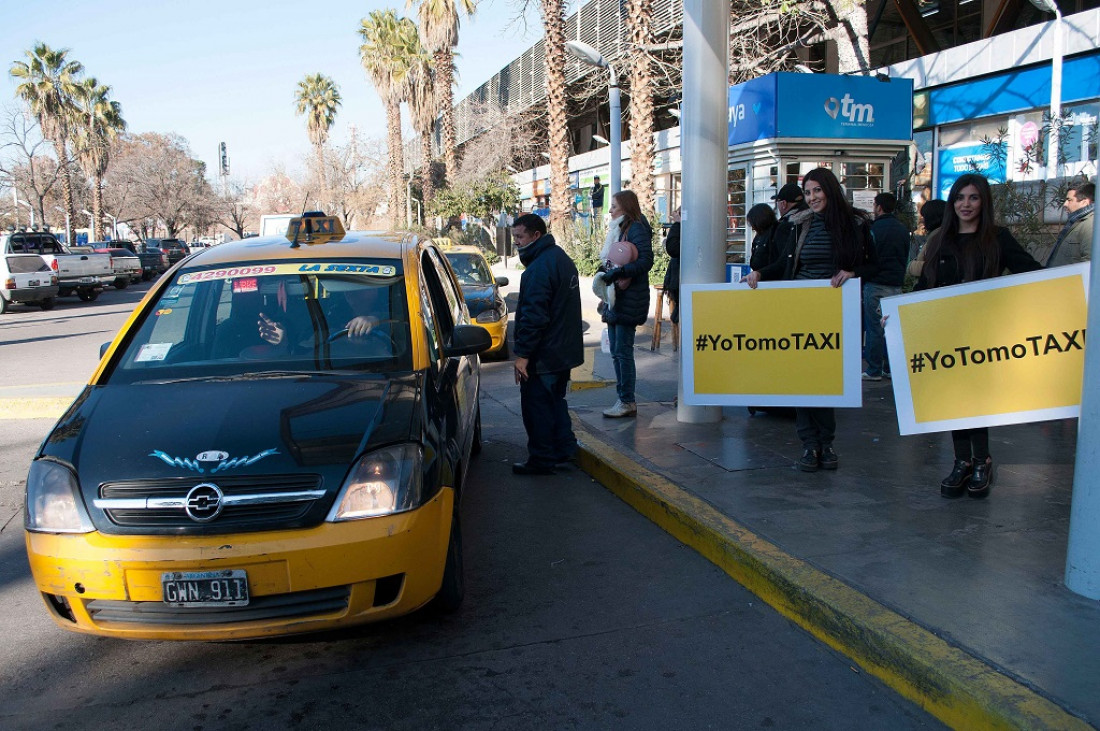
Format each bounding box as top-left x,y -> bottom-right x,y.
141,370 -> 318,384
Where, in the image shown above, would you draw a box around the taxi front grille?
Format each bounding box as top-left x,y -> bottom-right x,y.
86,586 -> 351,626
96,474 -> 326,533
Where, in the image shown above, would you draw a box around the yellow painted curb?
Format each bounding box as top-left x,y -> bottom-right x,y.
571,343 -> 612,391
0,398 -> 72,421
573,417 -> 1090,731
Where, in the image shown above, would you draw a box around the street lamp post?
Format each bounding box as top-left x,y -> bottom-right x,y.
105,213 -> 118,241
13,192 -> 34,229
1029,0 -> 1063,178
54,207 -> 72,245
565,40 -> 621,195
81,209 -> 96,243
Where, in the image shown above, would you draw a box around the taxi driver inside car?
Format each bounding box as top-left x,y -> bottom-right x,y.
23,214 -> 489,640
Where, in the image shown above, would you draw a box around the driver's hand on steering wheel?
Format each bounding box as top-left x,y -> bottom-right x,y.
258,313 -> 286,345
345,315 -> 380,339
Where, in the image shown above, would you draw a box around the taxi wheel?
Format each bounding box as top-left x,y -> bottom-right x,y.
471,406 -> 482,456
433,508 -> 465,613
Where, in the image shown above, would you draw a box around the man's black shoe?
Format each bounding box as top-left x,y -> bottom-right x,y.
820,446 -> 838,470
798,449 -> 820,472
512,461 -> 556,476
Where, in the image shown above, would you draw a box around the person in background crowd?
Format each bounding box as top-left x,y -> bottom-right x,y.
907,199 -> 946,278
663,206 -> 681,325
862,192 -> 910,381
511,213 -> 585,475
772,182 -> 809,264
590,176 -> 606,220
914,173 -> 1042,499
600,190 -> 654,418
747,203 -> 780,271
742,167 -> 878,473
1047,180 -> 1094,267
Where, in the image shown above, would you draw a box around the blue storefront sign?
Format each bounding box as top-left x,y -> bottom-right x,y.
936,143 -> 1008,199
728,73 -> 914,146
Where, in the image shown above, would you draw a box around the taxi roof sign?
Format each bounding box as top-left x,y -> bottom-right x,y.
286,213 -> 345,246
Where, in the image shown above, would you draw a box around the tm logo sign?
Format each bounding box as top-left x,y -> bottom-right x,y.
824,94 -> 874,125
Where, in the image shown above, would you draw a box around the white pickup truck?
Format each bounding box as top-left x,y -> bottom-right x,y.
1,231 -> 113,301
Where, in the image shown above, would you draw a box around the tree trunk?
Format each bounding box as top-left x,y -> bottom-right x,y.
386,99 -> 408,229
52,138 -> 77,237
541,0 -> 571,233
93,176 -> 105,241
436,48 -> 458,184
829,0 -> 870,74
420,129 -> 434,211
626,0 -> 656,217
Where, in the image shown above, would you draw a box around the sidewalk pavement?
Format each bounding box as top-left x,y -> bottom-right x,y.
491,256 -> 1098,729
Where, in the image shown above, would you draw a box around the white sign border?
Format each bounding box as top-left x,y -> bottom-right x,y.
682,279 -> 863,408
882,264 -> 1090,435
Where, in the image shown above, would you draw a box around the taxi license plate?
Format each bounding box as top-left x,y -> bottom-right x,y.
162,569 -> 249,607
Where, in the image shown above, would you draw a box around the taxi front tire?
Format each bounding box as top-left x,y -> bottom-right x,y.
432,507 -> 464,613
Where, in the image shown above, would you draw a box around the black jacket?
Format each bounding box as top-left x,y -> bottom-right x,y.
870,213 -> 910,286
757,209 -> 878,282
915,227 -> 1041,290
514,234 -> 584,373
748,223 -> 780,271
602,219 -> 654,327
662,222 -> 680,293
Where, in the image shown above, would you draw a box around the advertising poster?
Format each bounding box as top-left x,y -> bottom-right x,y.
682,280 -> 863,407
882,265 -> 1089,435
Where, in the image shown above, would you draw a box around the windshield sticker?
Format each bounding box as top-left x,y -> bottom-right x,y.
177,262 -> 396,285
163,286 -> 183,300
135,343 -> 172,362
149,448 -> 279,474
155,308 -> 173,316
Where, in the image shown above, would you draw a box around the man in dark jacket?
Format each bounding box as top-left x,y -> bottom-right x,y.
511,213 -> 584,475
863,192 -> 910,380
770,182 -> 809,266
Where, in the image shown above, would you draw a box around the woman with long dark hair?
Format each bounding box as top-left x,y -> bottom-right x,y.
743,167 -> 878,472
915,173 -> 1041,498
599,190 -> 654,418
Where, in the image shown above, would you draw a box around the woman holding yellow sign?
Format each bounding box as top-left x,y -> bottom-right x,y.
743,168 -> 878,472
914,173 -> 1041,499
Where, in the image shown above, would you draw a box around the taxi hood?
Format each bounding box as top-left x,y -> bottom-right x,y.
39,374 -> 420,493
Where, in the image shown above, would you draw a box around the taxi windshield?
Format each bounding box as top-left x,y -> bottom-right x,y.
107,259 -> 412,383
443,252 -> 493,286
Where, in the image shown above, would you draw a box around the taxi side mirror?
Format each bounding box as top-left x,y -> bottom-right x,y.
100,342 -> 111,358
445,324 -> 492,357
495,276 -> 509,287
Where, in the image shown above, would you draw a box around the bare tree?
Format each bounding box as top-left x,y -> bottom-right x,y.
108,132 -> 208,239
0,105 -> 64,229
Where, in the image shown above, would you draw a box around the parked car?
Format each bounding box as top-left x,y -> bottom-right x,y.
441,243 -> 510,358
92,245 -> 143,289
1,253 -> 59,313
148,238 -> 189,265
24,212 -> 492,640
120,242 -> 170,280
1,231 -> 113,301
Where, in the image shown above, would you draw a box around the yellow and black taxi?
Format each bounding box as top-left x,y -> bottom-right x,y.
437,241 -> 510,359
24,213 -> 490,640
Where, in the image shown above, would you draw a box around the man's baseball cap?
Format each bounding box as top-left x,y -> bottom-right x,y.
772,182 -> 804,203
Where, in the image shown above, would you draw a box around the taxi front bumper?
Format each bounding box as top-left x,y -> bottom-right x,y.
475,317 -> 507,353
25,488 -> 454,641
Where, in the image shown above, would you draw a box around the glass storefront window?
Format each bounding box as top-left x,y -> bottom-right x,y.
726,166 -> 747,263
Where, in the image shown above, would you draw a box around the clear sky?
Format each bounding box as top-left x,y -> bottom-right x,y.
1,0 -> 542,182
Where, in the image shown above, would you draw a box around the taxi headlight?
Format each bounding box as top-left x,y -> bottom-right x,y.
25,460 -> 95,534
327,444 -> 423,521
475,308 -> 502,323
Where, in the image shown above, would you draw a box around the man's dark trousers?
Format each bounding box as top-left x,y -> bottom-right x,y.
520,369 -> 576,467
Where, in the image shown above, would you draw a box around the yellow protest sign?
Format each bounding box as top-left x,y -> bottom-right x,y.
682,280 -> 863,407
882,264 -> 1089,435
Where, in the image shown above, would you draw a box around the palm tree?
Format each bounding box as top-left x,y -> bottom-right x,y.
538,0 -> 571,230
294,73 -> 342,182
359,9 -> 420,227
10,43 -> 84,229
407,48 -> 437,208
408,0 -> 476,183
625,0 -> 656,217
74,77 -> 125,241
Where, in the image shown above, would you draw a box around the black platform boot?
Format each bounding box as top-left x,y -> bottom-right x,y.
940,459 -> 971,498
968,458 -> 992,499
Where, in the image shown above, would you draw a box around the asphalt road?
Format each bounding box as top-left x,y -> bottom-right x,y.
0,281 -> 941,730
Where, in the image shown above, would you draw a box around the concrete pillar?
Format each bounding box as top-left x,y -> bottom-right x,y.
677,0 -> 727,424
1065,206 -> 1100,598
